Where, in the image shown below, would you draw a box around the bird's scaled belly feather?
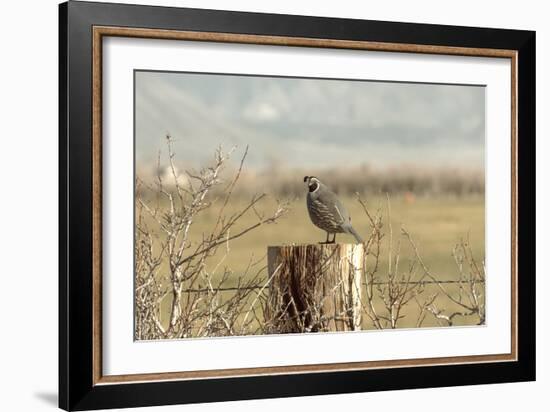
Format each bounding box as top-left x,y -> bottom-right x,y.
307,198 -> 345,233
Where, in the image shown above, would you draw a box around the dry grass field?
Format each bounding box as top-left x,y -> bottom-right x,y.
138,189 -> 485,333
189,194 -> 485,284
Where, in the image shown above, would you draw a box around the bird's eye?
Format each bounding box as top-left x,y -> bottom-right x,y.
309,182 -> 319,192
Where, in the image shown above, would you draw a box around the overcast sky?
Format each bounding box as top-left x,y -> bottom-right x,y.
135,70 -> 485,171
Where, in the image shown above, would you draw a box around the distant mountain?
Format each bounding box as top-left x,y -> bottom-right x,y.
135,71 -> 485,171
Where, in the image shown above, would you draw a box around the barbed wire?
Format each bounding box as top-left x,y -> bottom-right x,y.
180,279 -> 485,293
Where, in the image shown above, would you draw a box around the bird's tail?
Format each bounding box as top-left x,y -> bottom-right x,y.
347,226 -> 364,244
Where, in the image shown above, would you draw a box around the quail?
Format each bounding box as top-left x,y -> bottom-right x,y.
304,176 -> 364,244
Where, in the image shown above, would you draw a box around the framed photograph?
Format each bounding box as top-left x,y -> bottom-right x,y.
59,1 -> 535,410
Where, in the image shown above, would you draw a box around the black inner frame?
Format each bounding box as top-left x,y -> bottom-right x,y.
59,1 -> 536,410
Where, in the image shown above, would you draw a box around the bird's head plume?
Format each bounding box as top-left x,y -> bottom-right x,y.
303,176 -> 321,193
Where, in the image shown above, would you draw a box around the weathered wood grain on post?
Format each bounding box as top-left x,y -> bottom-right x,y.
266,244 -> 363,333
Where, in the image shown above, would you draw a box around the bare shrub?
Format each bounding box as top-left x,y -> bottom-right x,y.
135,135 -> 289,340
410,236 -> 486,326
356,194 -> 485,330
135,137 -> 485,340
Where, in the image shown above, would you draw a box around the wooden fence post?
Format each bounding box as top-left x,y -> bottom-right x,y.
266,244 -> 363,333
